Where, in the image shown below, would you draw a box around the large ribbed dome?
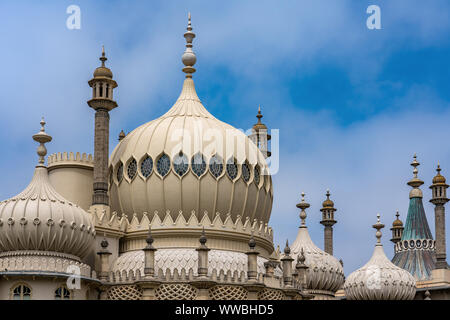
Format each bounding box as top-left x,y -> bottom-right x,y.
109,21 -> 272,225
0,121 -> 95,258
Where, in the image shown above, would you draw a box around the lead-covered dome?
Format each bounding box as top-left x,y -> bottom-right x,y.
344,215 -> 416,300
109,19 -> 272,225
0,120 -> 95,258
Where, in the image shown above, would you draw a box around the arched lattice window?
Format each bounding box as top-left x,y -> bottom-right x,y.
209,155 -> 223,178
55,286 -> 71,300
11,284 -> 31,300
156,154 -> 171,177
191,153 -> 206,177
226,158 -> 238,180
116,162 -> 123,182
140,156 -> 153,178
254,165 -> 260,186
127,158 -> 137,180
242,162 -> 251,183
173,152 -> 189,177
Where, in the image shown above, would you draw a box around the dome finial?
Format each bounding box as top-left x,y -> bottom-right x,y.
100,45 -> 107,67
296,192 -> 310,226
407,154 -> 424,197
32,117 -> 52,165
257,105 -> 263,123
373,213 -> 385,244
182,12 -> 196,77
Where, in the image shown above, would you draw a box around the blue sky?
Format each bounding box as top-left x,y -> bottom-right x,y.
0,0 -> 449,275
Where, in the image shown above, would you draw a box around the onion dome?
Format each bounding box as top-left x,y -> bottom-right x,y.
93,46 -> 113,79
290,193 -> 345,298
432,163 -> 447,184
109,15 -> 272,225
0,119 -> 95,258
344,214 -> 416,300
392,211 -> 403,227
322,189 -> 334,208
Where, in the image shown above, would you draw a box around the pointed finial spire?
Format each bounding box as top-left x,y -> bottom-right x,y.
284,239 -> 291,255
296,192 -> 310,226
118,130 -> 126,141
372,213 -> 385,244
32,117 -> 52,165
101,232 -> 109,249
182,12 -> 196,77
248,232 -> 256,250
199,226 -> 207,245
407,154 -> 424,196
395,210 -> 400,220
100,45 -> 107,67
146,226 -> 154,247
256,105 -> 263,122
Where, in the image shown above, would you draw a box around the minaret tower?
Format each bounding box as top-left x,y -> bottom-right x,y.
250,106 -> 271,158
87,46 -> 118,206
390,210 -> 404,247
430,163 -> 449,269
320,190 -> 337,255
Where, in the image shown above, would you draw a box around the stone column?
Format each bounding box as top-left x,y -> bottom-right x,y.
246,235 -> 259,282
97,237 -> 112,281
92,109 -> 110,205
143,227 -> 157,278
196,228 -> 210,278
434,204 -> 447,269
324,225 -> 333,256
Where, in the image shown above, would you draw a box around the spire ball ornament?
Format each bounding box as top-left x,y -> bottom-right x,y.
296,192 -> 310,226
32,117 -> 52,165
182,12 -> 197,76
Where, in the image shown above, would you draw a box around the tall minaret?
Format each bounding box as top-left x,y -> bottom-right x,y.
429,163 -> 449,269
87,47 -> 118,205
250,106 -> 271,158
320,190 -> 337,255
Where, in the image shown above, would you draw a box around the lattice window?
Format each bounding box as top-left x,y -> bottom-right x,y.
116,162 -> 123,183
140,156 -> 153,178
155,284 -> 197,300
11,284 -> 31,300
157,154 -> 171,177
209,285 -> 248,300
173,152 -> 189,177
242,162 -> 251,182
209,155 -> 223,178
55,286 -> 71,300
127,158 -> 137,180
258,288 -> 285,300
226,158 -> 238,180
107,285 -> 142,300
254,165 -> 260,186
192,153 -> 206,177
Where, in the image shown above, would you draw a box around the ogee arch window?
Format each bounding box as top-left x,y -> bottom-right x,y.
140,156 -> 153,178
254,165 -> 260,186
11,284 -> 31,300
116,162 -> 123,182
127,158 -> 137,180
191,153 -> 206,177
173,152 -> 189,177
156,154 -> 171,177
209,155 -> 223,178
226,158 -> 238,180
242,162 -> 251,183
55,286 -> 71,300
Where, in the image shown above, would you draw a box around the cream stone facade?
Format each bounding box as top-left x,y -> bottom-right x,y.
0,15 -> 449,300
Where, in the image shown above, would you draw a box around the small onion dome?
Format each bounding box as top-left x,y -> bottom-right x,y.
252,106 -> 268,131
432,164 -> 446,184
322,189 -> 334,208
0,119 -> 95,258
93,46 -> 113,79
392,211 -> 403,227
344,214 -> 416,300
